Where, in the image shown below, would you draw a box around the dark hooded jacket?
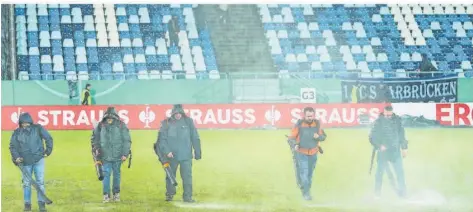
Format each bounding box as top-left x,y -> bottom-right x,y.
9,113 -> 53,165
91,107 -> 131,162
156,105 -> 202,161
370,112 -> 408,152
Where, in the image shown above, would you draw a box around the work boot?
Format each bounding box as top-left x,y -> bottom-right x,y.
24,203 -> 32,212
113,193 -> 120,202
165,195 -> 173,202
303,192 -> 312,201
38,202 -> 47,212
183,198 -> 196,203
103,194 -> 110,203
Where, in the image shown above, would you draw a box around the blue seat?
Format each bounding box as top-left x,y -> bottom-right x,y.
88,63 -> 99,72
77,64 -> 88,72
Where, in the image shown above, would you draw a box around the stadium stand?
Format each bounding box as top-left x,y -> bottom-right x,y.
14,4 -> 218,80
258,4 -> 473,78
12,4 -> 473,80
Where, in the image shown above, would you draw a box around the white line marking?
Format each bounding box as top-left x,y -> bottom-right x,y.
173,202 -> 255,210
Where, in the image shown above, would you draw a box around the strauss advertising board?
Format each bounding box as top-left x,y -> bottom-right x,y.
2,104 -> 386,130
2,103 -> 471,130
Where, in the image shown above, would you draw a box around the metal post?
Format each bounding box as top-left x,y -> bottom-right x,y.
10,4 -> 17,80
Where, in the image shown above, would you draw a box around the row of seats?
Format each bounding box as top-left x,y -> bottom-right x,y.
14,4 -> 219,80
259,4 -> 473,78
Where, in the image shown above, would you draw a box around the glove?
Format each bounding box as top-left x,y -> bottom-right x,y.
15,157 -> 23,164
194,152 -> 201,160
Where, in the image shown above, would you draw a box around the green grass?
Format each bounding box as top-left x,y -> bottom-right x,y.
2,128 -> 473,212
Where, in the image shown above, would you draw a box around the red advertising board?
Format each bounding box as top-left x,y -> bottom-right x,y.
436,103 -> 473,126
1,104 -> 386,130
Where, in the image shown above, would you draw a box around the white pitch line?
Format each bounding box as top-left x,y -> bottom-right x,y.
173,202 -> 256,210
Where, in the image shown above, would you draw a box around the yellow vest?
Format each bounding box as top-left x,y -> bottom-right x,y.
81,89 -> 91,105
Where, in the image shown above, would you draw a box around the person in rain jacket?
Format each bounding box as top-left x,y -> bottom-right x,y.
155,104 -> 202,202
10,113 -> 53,212
91,107 -> 131,203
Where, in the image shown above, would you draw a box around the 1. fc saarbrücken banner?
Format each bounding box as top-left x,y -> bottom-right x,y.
341,77 -> 458,103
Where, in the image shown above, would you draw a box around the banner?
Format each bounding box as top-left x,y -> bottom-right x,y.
341,77 -> 458,103
1,104 -> 386,130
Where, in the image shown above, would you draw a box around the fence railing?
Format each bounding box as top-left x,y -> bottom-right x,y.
11,70 -> 473,81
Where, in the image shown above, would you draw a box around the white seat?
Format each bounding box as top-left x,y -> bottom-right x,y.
27,23 -> 38,31
109,39 -> 120,47
41,55 -> 52,64
412,5 -> 422,14
63,39 -> 74,47
83,15 -> 94,24
129,15 -> 139,24
78,71 -> 89,81
148,70 -> 161,80
320,53 -> 331,62
120,39 -> 131,47
325,37 -> 336,46
135,54 -> 146,63
137,70 -> 149,80
308,22 -> 319,31
285,54 -> 297,62
380,7 -> 390,14
423,29 -> 434,38
75,47 -> 86,56
342,22 -> 353,30
53,63 -> 64,72
118,23 -> 129,31
405,37 -> 415,46
297,22 -> 308,31
273,15 -> 283,23
396,69 -> 407,78
113,62 -> 124,72
39,31 -> 50,40
357,61 -> 369,72
371,37 -> 381,46
132,38 -> 143,47
372,14 -> 382,23
453,21 -> 463,30
297,54 -> 308,62
400,52 -> 411,61
108,23 -> 118,32
434,5 -> 444,14
59,4 -> 70,8
277,30 -> 288,38
411,52 -> 422,61
306,46 -> 316,54
209,70 -> 220,80
415,37 -> 426,45
53,55 -> 64,64
461,61 -> 472,69
161,70 -> 173,80
28,47 -> 39,55
353,22 -> 363,31
340,45 -> 350,54
76,55 -> 87,63
65,71 -> 77,81
317,46 -> 328,54
464,21 -> 473,30
145,46 -> 156,55
456,6 -> 466,14
372,69 -> 384,78
261,14 -> 271,23
401,6 -> 412,14
283,14 -> 294,23
366,53 -> 377,62
346,61 -> 357,70
445,5 -> 455,14
467,5 -> 473,15
116,7 -> 126,16
156,42 -> 168,55
411,29 -> 422,38
362,45 -> 373,54
423,6 -> 433,14
431,21 -> 441,30
303,5 -> 314,15
351,45 -> 362,54
311,62 -> 322,71
123,54 -> 134,63
343,53 -> 354,62
322,30 -> 333,38
457,29 -> 466,37
266,30 -> 277,39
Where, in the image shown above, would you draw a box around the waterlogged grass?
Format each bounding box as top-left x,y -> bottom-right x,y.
2,128 -> 473,212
